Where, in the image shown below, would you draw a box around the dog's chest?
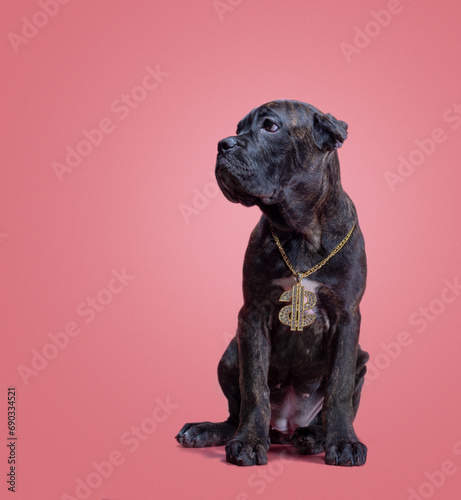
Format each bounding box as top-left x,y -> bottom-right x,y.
273,275 -> 320,300
271,276 -> 328,330
268,276 -> 329,433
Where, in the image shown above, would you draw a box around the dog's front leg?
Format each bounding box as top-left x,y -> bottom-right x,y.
225,307 -> 271,466
323,310 -> 367,466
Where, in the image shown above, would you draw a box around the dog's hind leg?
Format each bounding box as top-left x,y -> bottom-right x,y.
351,346 -> 368,420
175,420 -> 237,447
175,337 -> 240,448
291,414 -> 325,455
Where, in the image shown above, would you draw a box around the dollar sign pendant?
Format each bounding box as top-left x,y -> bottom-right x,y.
278,279 -> 317,331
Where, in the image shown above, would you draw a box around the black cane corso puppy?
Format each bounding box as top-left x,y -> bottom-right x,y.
176,100 -> 369,467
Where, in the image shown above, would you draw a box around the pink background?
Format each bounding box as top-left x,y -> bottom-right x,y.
2,1 -> 461,499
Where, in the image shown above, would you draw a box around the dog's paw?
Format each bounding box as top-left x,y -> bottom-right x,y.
225,436 -> 269,466
292,425 -> 325,455
175,421 -> 236,448
325,439 -> 367,466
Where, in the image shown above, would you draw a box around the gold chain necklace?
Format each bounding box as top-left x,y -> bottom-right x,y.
269,222 -> 356,331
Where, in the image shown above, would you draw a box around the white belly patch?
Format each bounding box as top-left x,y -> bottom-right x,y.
270,387 -> 324,434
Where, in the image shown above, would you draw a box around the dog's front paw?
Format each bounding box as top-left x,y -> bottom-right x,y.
225,436 -> 269,466
325,439 -> 367,466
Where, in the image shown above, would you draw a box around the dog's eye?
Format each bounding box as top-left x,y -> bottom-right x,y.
262,119 -> 279,133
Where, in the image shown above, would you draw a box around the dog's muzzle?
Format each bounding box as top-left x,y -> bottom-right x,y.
216,135 -> 279,207
216,136 -> 255,206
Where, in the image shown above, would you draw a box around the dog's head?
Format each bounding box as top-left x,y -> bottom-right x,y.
215,100 -> 348,208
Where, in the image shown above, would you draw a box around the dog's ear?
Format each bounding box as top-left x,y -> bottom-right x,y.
312,112 -> 348,151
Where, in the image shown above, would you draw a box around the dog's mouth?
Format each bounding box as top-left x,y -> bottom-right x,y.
216,166 -> 278,207
217,175 -> 258,207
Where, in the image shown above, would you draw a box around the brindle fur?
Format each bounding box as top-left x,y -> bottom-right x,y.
176,100 -> 369,467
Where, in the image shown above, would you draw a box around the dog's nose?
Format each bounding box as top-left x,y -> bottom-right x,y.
218,136 -> 238,154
